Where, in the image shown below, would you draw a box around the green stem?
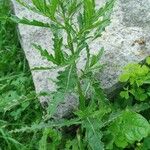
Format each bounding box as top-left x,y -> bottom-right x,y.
60,3 -> 86,109
77,77 -> 86,110
60,7 -> 74,54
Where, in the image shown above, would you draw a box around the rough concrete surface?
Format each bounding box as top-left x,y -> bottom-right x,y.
12,0 -> 150,118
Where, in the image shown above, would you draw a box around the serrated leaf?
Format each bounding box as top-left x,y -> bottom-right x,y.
17,0 -> 59,20
92,79 -> 106,103
16,0 -> 41,14
10,15 -> 51,28
46,92 -> 65,117
94,19 -> 110,39
46,65 -> 78,117
31,0 -> 59,20
33,44 -> 57,64
10,118 -> 81,133
90,48 -> 104,67
96,0 -> 116,19
56,65 -> 77,92
109,110 -> 150,148
53,34 -> 65,65
83,118 -> 104,150
83,0 -> 95,26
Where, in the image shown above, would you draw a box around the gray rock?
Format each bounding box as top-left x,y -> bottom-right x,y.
11,0 -> 150,118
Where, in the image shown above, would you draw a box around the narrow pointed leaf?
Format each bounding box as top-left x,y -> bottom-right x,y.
10,15 -> 51,28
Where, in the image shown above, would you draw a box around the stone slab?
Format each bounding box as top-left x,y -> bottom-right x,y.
12,0 -> 150,118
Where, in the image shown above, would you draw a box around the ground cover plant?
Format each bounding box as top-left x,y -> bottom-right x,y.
0,0 -> 43,149
0,0 -> 150,149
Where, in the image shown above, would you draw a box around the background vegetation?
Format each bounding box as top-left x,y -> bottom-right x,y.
0,0 -> 43,149
0,0 -> 149,150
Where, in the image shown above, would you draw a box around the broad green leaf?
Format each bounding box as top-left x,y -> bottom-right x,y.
146,57 -> 150,65
119,73 -> 130,82
130,88 -> 148,101
109,110 -> 150,148
120,91 -> 129,100
138,136 -> 150,150
138,65 -> 149,76
124,63 -> 141,73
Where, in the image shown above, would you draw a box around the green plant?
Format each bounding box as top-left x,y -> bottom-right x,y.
0,0 -> 149,149
0,1 -> 43,149
14,0 -> 115,116
108,110 -> 149,148
11,0 -> 117,149
119,57 -> 150,102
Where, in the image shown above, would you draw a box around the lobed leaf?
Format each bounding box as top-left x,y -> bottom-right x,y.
33,44 -> 57,64
83,118 -> 104,150
109,110 -> 150,148
46,65 -> 78,117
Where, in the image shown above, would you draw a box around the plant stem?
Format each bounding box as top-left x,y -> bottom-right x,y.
60,4 -> 86,110
77,77 -> 86,110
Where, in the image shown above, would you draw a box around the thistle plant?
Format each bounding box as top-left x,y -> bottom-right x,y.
13,0 -> 116,118
2,0 -> 149,149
